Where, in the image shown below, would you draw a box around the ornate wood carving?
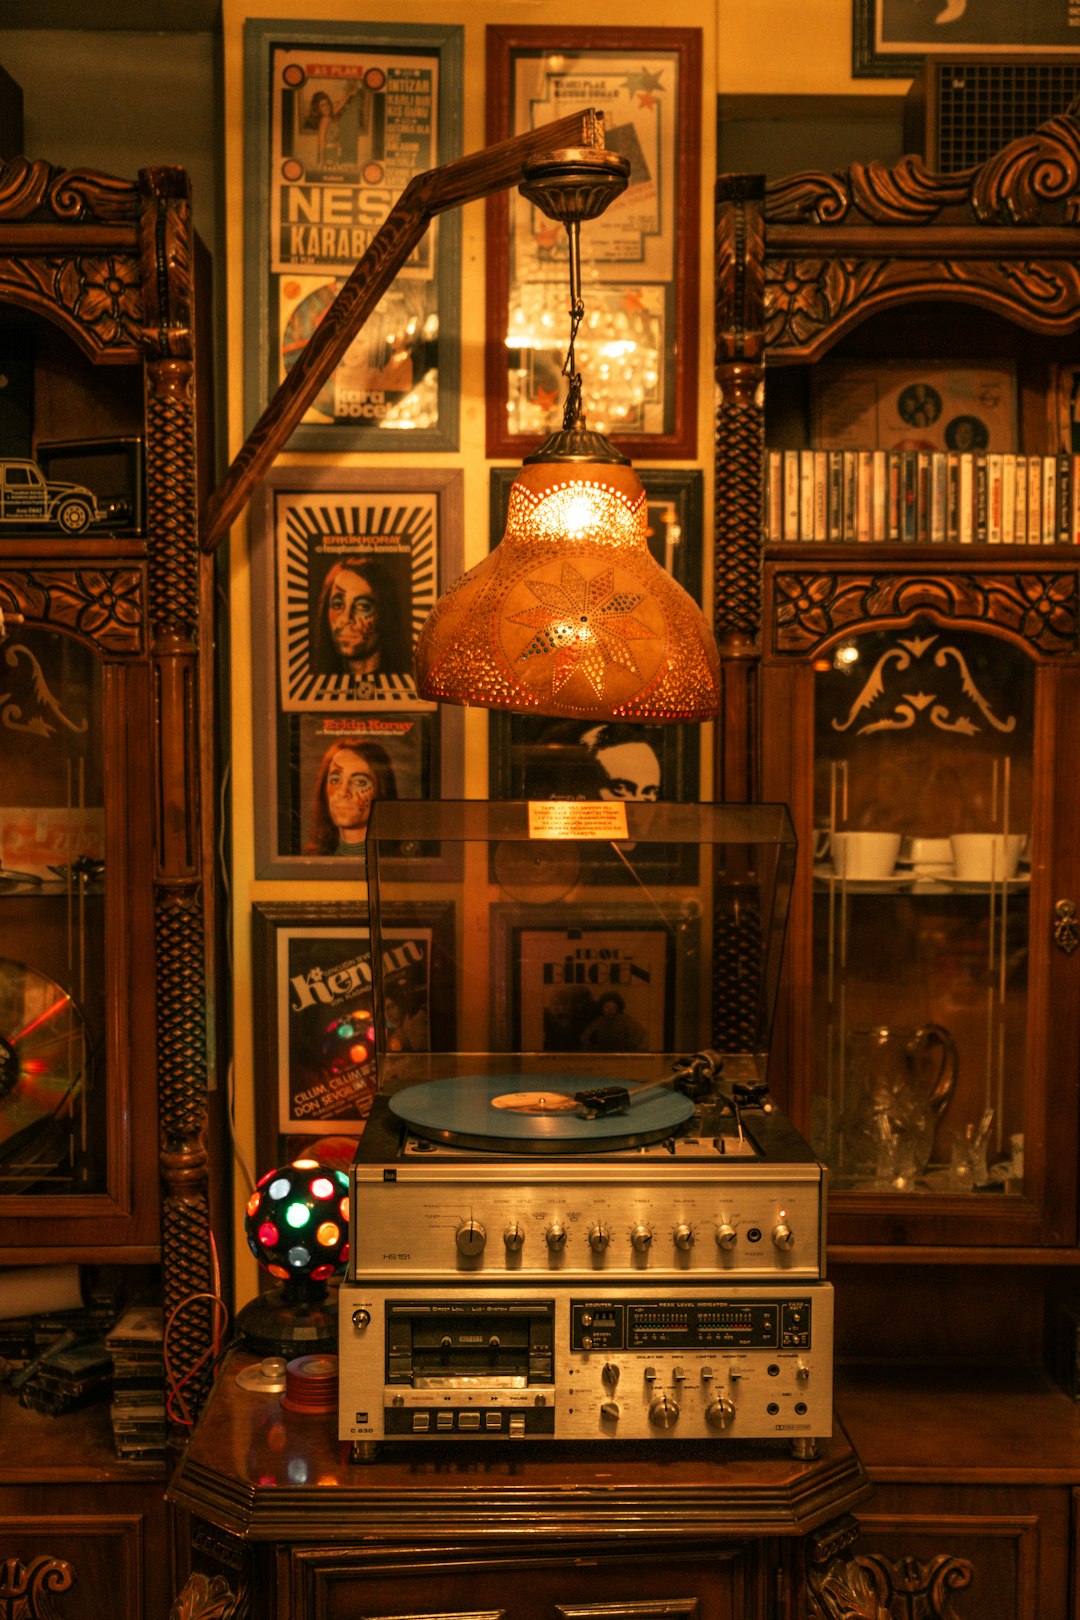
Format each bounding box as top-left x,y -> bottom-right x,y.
771,570 -> 1078,657
0,1555 -> 75,1620
765,255 -> 1080,353
0,568 -> 144,653
764,110 -> 1080,229
0,155 -> 140,224
168,1571 -> 241,1620
133,169 -> 215,1427
714,175 -> 766,649
0,254 -> 143,363
807,1551 -> 974,1620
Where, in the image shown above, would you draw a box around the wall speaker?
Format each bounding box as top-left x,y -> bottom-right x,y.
904,56 -> 1080,172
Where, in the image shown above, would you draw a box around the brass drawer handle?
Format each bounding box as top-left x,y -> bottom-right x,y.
1054,900 -> 1080,955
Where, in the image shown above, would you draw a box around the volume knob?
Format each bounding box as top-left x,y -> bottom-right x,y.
648,1393 -> 680,1429
705,1395 -> 737,1430
455,1219 -> 487,1257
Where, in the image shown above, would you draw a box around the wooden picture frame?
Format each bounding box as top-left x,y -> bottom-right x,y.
486,466 -> 704,813
243,20 -> 464,450
490,902 -> 701,1057
484,25 -> 701,461
853,0 -> 1080,78
250,466 -> 464,880
252,899 -> 455,1170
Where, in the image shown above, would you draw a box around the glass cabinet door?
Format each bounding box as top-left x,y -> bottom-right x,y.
0,624 -> 106,1200
808,618 -> 1032,1201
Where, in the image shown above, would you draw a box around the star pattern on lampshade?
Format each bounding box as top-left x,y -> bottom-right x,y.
508,562 -> 656,698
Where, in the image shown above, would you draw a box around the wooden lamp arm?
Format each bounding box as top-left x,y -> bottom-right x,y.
201,107 -> 607,553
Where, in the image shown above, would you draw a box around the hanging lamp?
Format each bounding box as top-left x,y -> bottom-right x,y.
414,148 -> 719,724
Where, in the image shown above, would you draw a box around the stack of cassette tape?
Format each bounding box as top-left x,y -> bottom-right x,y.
338,800 -> 831,1454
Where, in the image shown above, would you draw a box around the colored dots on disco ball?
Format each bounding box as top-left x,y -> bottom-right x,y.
245,1160 -> 351,1282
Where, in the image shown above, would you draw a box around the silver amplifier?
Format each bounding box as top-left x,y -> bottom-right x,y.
350,1094 -> 827,1284
338,1280 -> 834,1446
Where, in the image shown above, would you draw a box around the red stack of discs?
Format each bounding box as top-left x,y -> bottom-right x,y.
281,1353 -> 339,1414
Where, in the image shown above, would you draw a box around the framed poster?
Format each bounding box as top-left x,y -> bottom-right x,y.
484,26 -> 701,461
854,0 -> 1080,77
252,900 -> 454,1170
251,466 -> 464,879
490,904 -> 701,1057
243,21 -> 464,450
487,467 -> 704,813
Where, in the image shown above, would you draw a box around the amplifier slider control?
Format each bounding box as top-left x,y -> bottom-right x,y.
673,1222 -> 694,1252
503,1222 -> 525,1252
587,1222 -> 611,1253
631,1223 -> 653,1254
772,1221 -> 795,1251
705,1395 -> 737,1430
648,1393 -> 679,1429
545,1222 -> 567,1253
456,1219 -> 487,1257
716,1224 -> 737,1251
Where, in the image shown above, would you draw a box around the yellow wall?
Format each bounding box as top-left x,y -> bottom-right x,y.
220,0 -> 896,1300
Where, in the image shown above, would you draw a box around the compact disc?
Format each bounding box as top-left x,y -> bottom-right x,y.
492,839 -> 582,903
390,1075 -> 694,1154
0,958 -> 86,1149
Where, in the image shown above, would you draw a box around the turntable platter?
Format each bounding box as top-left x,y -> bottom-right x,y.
388,1075 -> 694,1154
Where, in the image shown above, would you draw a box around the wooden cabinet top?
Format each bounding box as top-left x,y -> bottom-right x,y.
168,1353 -> 869,1545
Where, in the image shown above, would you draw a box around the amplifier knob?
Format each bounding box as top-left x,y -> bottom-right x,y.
772,1222 -> 795,1251
630,1223 -> 653,1254
546,1222 -> 567,1252
351,1308 -> 371,1329
705,1395 -> 737,1430
600,1401 -> 621,1421
673,1222 -> 694,1251
456,1219 -> 487,1257
587,1222 -> 611,1253
716,1223 -> 738,1251
503,1222 -> 525,1252
796,1363 -> 811,1382
648,1393 -> 679,1429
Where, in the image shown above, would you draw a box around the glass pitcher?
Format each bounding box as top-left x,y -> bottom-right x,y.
840,1024 -> 958,1189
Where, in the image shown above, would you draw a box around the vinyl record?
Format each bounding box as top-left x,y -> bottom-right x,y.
389,1074 -> 694,1154
0,957 -> 86,1151
492,839 -> 582,903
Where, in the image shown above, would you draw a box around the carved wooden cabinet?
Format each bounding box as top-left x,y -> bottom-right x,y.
715,107 -> 1080,1253
713,103 -> 1080,1620
168,1351 -> 871,1620
0,157 -> 217,1618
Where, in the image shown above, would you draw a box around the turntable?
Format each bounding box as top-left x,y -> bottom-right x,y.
339,801 -> 833,1451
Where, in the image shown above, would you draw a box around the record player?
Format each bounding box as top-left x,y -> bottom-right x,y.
339,800 -> 833,1452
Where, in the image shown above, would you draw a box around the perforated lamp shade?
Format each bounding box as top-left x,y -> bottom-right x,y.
414,436 -> 720,723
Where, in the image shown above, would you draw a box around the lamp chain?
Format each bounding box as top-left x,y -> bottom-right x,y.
561,217 -> 586,432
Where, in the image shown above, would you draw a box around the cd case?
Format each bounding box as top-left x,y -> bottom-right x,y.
366,799 -> 796,1098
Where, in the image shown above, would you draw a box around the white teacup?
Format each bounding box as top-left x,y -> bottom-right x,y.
831,831 -> 902,881
950,833 -> 1025,882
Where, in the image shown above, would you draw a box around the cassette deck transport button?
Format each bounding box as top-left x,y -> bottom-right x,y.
485,1412 -> 502,1429
412,1412 -> 430,1432
459,1411 -> 481,1430
436,1412 -> 453,1429
509,1414 -> 526,1437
